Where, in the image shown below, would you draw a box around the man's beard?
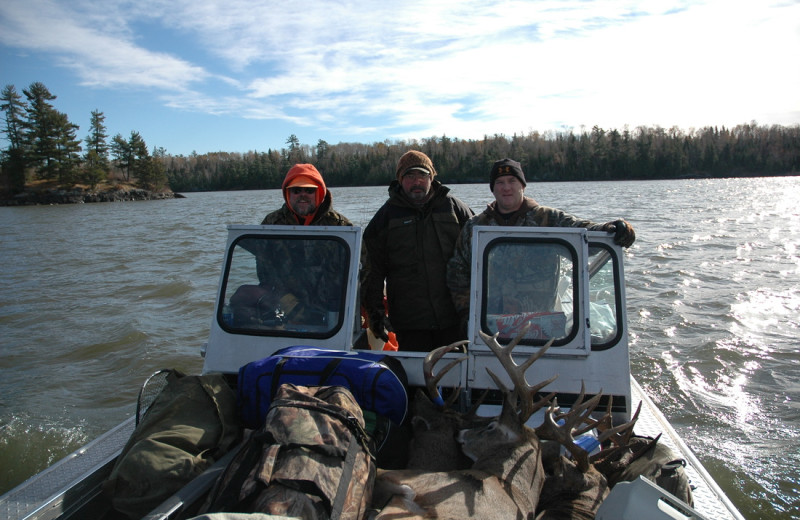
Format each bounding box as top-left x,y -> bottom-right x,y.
406,187 -> 430,203
292,198 -> 316,216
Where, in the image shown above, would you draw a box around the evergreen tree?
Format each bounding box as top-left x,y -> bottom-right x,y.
23,82 -> 60,179
82,110 -> 110,187
22,82 -> 81,183
53,111 -> 82,184
129,131 -> 148,180
1,85 -> 27,151
82,149 -> 106,189
286,134 -> 303,163
0,85 -> 29,193
85,110 -> 110,163
111,132 -> 133,181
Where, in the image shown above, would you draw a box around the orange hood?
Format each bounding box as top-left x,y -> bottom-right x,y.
281,164 -> 327,225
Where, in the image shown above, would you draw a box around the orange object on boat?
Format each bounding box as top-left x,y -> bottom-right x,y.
383,331 -> 399,351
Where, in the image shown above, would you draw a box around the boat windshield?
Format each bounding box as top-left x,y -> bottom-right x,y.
481,238 -> 576,344
219,234 -> 350,337
480,238 -> 621,349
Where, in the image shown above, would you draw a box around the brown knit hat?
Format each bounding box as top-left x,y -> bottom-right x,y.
395,150 -> 437,181
489,158 -> 526,191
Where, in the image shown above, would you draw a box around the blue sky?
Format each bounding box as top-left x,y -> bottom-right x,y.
1,0 -> 799,157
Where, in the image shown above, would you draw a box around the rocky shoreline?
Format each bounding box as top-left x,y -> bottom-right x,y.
0,186 -> 183,206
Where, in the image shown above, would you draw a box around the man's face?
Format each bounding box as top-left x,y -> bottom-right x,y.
492,175 -> 525,213
400,170 -> 432,202
288,186 -> 318,216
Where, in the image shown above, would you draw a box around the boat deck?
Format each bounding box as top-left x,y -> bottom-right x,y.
0,381 -> 744,520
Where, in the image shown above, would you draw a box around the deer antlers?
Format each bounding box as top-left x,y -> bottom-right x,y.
536,386 -> 642,472
423,340 -> 469,407
479,324 -> 558,423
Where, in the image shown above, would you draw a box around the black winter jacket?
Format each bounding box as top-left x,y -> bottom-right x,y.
361,180 -> 474,331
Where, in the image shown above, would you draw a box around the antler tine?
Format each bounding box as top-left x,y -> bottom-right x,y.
595,401 -> 642,448
574,395 -> 614,438
587,394 -> 614,430
567,385 -> 607,437
479,326 -> 557,422
464,388 -> 491,419
424,340 -> 469,407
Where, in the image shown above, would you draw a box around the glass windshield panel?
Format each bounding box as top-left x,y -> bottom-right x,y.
588,245 -> 619,346
482,239 -> 575,344
220,235 -> 349,336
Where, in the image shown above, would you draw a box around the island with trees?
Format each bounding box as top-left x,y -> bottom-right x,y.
0,82 -> 171,205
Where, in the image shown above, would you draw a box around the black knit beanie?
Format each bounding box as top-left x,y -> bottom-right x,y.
489,158 -> 526,191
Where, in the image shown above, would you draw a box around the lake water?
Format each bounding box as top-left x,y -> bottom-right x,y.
1,177 -> 799,519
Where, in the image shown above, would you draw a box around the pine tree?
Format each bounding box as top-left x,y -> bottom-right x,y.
1,85 -> 27,151
22,82 -> 81,183
111,132 -> 133,181
53,111 -> 82,184
1,85 -> 29,193
83,110 -> 110,187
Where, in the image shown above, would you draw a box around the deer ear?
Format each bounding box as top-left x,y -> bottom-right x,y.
412,415 -> 432,432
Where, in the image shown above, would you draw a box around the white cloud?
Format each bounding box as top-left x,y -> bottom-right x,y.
2,0 -> 798,147
0,0 -> 210,91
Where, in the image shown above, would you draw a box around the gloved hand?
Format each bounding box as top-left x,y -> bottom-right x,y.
603,219 -> 636,248
368,310 -> 392,342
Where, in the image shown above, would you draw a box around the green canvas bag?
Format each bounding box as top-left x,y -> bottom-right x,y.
103,369 -> 241,519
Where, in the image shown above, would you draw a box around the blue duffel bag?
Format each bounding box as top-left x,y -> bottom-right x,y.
237,346 -> 409,429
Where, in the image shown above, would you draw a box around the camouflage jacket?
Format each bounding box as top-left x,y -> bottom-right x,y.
257,192 -> 353,316
361,180 -> 473,331
446,197 -> 607,316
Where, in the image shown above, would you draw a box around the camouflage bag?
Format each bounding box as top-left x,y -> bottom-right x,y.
203,384 -> 376,520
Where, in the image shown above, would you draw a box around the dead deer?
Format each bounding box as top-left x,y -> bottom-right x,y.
370,328 -> 555,519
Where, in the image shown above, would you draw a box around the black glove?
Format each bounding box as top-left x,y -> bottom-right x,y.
604,219 -> 636,248
368,310 -> 391,342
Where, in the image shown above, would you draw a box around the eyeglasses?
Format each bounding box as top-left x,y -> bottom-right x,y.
288,187 -> 317,195
402,172 -> 431,181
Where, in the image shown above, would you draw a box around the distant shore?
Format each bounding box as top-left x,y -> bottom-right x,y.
0,182 -> 181,206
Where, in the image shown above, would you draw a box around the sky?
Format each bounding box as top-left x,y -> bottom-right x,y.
1,0 -> 799,157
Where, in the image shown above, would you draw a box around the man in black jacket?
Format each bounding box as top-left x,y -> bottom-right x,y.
361,151 -> 474,351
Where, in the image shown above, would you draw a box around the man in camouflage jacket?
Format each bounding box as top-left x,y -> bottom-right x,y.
362,151 -> 474,351
446,158 -> 636,325
261,163 -> 352,226
257,164 -> 353,322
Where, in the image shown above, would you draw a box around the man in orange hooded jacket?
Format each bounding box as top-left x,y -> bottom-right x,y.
261,163 -> 352,226
255,164 -> 353,326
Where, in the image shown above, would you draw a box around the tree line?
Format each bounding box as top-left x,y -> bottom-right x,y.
3,82 -> 798,196
0,82 -> 167,195
166,124 -> 800,192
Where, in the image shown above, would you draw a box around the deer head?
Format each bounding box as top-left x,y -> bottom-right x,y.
406,341 -> 486,472
536,386 -> 642,473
